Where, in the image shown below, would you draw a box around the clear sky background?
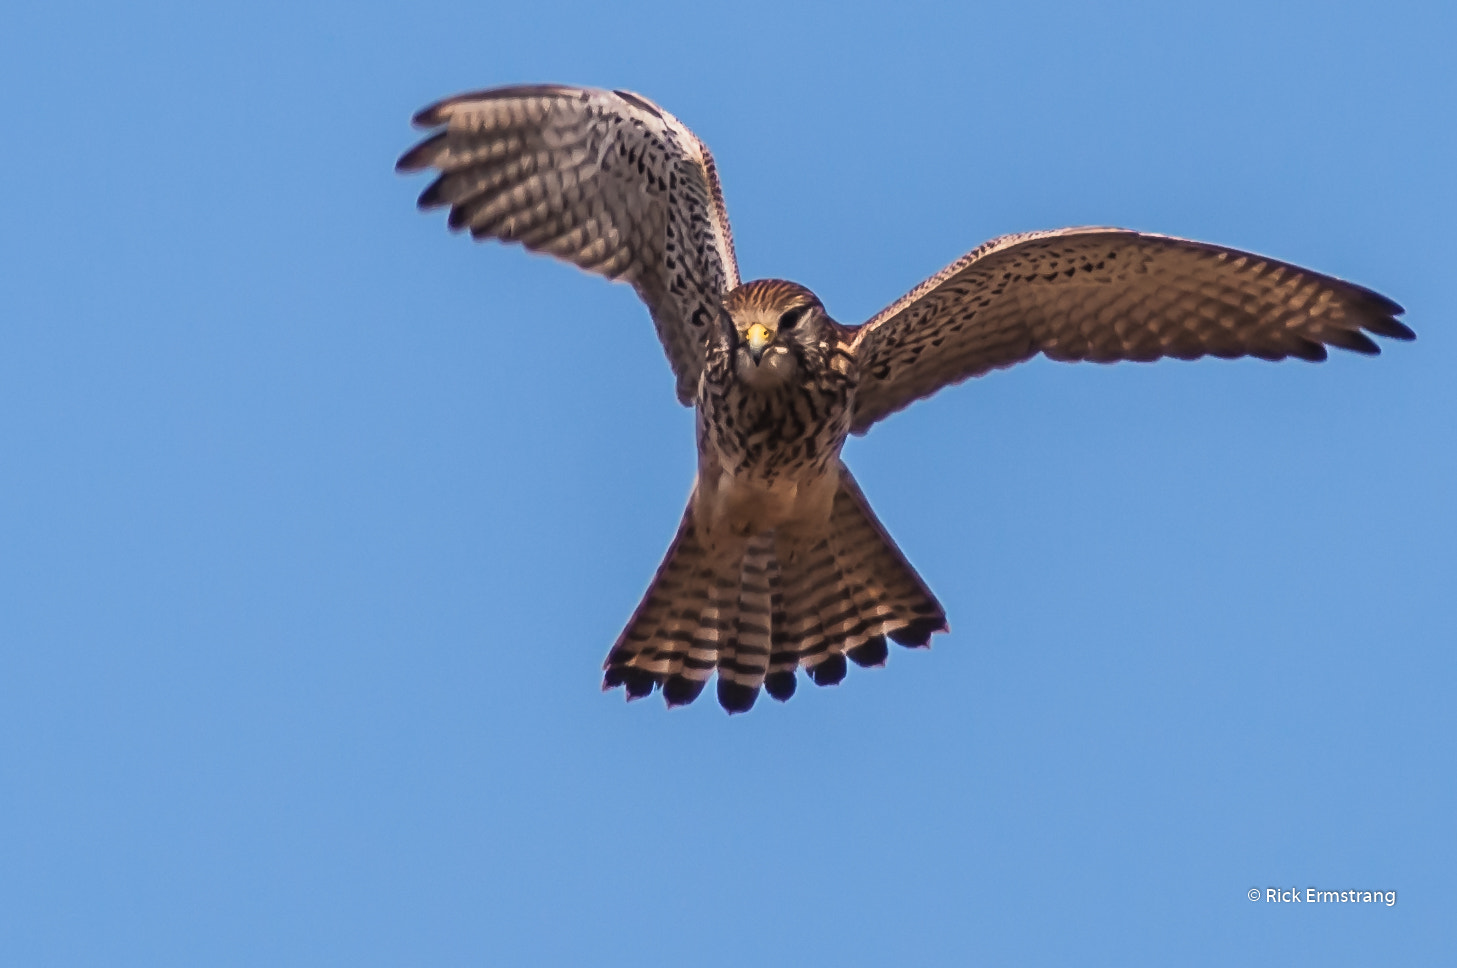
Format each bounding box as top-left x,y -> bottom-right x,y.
2,1 -> 1453,964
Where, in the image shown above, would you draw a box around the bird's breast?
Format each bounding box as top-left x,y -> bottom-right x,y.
696,360 -> 853,492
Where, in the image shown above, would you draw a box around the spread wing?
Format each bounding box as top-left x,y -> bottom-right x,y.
397,85 -> 741,404
848,228 -> 1412,433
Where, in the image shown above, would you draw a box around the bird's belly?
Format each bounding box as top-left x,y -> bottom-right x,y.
695,385 -> 850,537
699,465 -> 837,538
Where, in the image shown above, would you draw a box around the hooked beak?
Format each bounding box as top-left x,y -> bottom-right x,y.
745,322 -> 771,363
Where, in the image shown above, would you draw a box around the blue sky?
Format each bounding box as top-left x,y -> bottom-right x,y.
2,1 -> 1453,964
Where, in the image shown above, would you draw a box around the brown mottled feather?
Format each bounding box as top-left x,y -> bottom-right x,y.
849,228 -> 1412,433
397,85 -> 740,404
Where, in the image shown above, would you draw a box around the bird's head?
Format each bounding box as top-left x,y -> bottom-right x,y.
722,280 -> 830,383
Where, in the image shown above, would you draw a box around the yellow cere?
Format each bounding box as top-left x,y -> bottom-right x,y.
746,323 -> 771,349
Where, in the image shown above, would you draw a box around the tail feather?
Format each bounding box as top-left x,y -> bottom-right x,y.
831,468 -> 948,648
664,569 -> 734,706
601,507 -> 708,697
764,576 -> 797,701
806,536 -> 857,687
658,562 -> 734,708
781,536 -> 838,674
603,464 -> 948,712
715,535 -> 774,713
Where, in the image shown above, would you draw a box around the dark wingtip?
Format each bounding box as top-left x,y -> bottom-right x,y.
410,101 -> 451,129
1363,291 -> 1406,318
395,131 -> 447,174
1290,338 -> 1328,362
1326,328 -> 1382,356
764,671 -> 797,702
888,617 -> 947,649
717,680 -> 760,714
1364,315 -> 1416,342
416,176 -> 450,210
409,84 -> 583,129
447,203 -> 475,232
1346,286 -> 1412,343
846,636 -> 889,668
663,675 -> 706,707
808,653 -> 848,687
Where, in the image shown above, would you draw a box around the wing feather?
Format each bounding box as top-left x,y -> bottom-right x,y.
398,84 -> 741,404
849,228 -> 1411,433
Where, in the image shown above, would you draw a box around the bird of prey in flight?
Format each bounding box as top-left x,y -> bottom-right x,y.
397,84 -> 1411,714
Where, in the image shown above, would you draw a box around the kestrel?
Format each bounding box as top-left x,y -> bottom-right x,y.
397,84 -> 1412,714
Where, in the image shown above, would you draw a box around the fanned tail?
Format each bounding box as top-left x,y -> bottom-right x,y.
782,467 -> 947,691
602,465 -> 948,713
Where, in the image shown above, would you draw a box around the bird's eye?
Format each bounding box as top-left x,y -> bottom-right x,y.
779,306 -> 808,330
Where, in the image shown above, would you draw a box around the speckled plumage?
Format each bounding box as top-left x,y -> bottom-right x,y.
397,85 -> 738,404
398,84 -> 1413,715
699,282 -> 853,488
